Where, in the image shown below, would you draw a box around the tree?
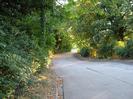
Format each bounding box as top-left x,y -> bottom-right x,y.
92,0 -> 133,41
71,0 -> 133,58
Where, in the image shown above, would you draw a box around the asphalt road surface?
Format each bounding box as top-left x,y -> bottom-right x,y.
52,53 -> 133,99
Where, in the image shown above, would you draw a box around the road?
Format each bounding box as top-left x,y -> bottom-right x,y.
52,53 -> 133,99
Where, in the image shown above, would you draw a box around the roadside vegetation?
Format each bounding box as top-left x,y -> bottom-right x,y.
0,0 -> 72,98
65,0 -> 133,59
0,0 -> 133,98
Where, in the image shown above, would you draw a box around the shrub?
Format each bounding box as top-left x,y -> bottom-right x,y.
0,21 -> 33,98
114,40 -> 133,59
80,47 -> 90,57
126,40 -> 133,58
0,14 -> 56,98
114,47 -> 128,58
97,43 -> 114,59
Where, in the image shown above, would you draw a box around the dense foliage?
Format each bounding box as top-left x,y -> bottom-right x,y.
65,0 -> 133,58
0,0 -> 72,98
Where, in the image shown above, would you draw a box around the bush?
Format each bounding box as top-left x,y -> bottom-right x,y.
80,47 -> 90,57
97,43 -> 114,59
0,14 -> 56,98
114,47 -> 128,58
126,40 -> 133,58
115,40 -> 133,58
0,20 -> 33,98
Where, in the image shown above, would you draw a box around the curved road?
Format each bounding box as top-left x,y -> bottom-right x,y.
52,53 -> 133,99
